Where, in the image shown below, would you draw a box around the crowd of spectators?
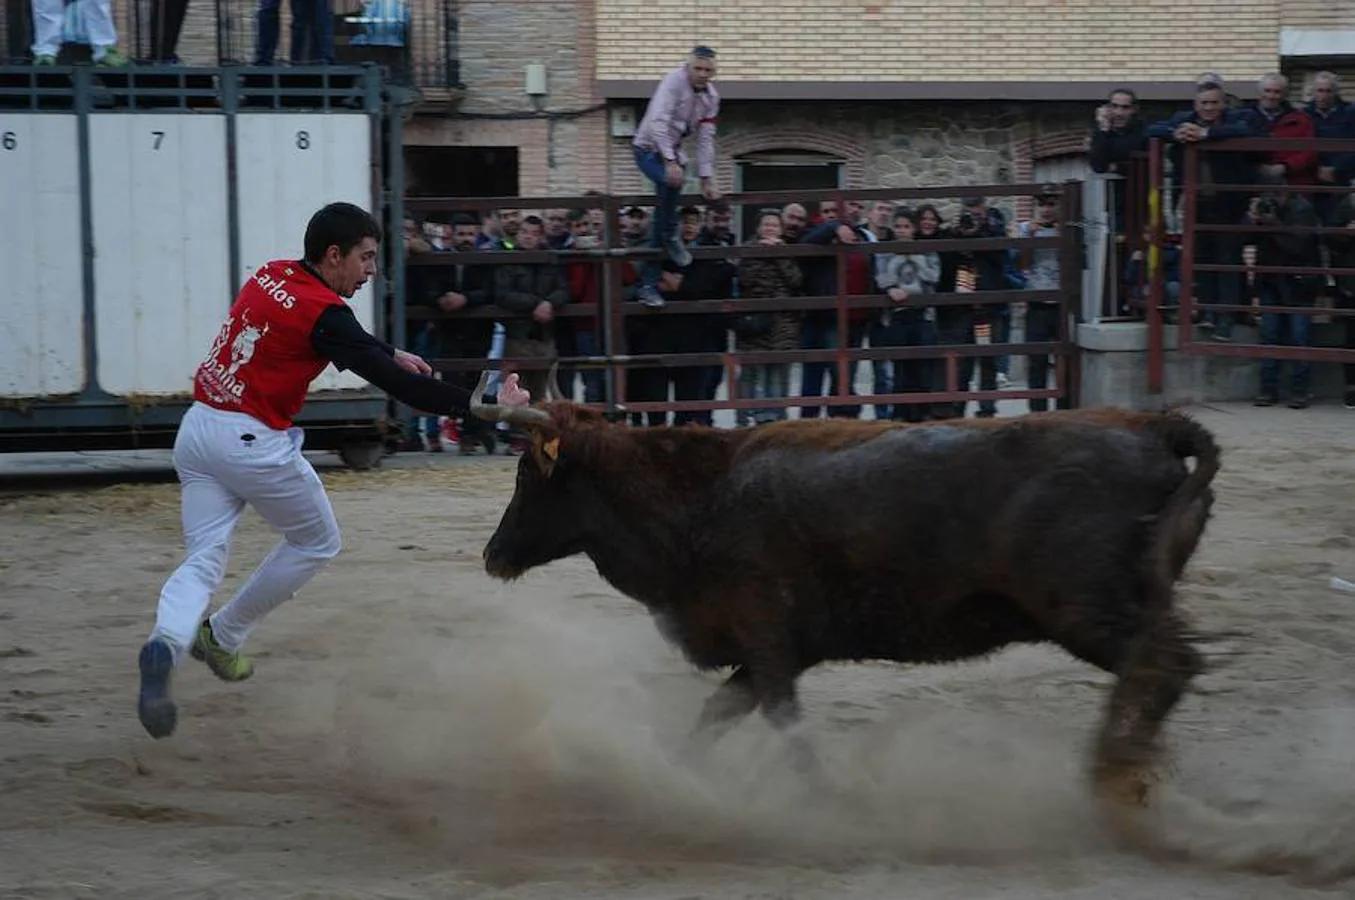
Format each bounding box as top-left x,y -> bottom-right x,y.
399,71 -> 1355,451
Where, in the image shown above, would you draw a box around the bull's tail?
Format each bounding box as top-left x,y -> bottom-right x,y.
1144,411 -> 1221,608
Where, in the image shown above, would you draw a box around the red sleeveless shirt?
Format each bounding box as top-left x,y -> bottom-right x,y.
193,261 -> 347,430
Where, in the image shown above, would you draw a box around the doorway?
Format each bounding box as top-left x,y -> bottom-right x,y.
404,146 -> 519,203
734,151 -> 845,240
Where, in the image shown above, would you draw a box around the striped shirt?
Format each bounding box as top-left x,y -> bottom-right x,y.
632,65 -> 720,178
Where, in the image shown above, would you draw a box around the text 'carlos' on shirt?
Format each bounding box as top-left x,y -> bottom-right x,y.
194,261 -> 347,430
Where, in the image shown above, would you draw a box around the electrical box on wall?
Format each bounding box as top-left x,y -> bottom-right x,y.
524,64 -> 548,97
609,106 -> 636,138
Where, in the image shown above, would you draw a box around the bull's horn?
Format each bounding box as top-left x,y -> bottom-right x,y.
544,361 -> 564,402
469,370 -> 553,427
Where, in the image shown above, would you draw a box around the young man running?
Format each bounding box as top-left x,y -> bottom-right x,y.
137,201 -> 530,739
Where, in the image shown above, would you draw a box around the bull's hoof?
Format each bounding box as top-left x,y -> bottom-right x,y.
1092,761 -> 1161,809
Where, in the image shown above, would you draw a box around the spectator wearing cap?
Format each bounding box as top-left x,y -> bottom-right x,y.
631,46 -> 723,308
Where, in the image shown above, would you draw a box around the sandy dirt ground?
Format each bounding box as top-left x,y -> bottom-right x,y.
3,403 -> 1355,899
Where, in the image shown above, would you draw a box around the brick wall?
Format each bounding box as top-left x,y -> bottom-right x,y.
595,0 -> 1282,84
403,0 -> 610,197
1281,0 -> 1355,28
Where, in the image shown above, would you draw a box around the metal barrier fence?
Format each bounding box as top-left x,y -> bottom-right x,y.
401,183 -> 1085,423
1142,135 -> 1355,395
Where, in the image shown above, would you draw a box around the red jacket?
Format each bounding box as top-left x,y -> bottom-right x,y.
1251,103 -> 1319,185
567,256 -> 636,332
193,261 -> 346,430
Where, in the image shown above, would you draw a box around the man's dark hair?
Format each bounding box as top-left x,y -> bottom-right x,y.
303,202 -> 382,263
520,214 -> 545,229
1109,87 -> 1138,104
1196,81 -> 1224,95
679,205 -> 703,218
705,197 -> 731,214
451,213 -> 478,228
566,207 -> 588,223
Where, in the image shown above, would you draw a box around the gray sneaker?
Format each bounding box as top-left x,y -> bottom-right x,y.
636,285 -> 666,309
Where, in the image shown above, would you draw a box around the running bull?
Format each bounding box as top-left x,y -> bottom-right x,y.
469,380 -> 1220,806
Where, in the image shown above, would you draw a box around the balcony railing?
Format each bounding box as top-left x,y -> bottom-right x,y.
3,0 -> 462,92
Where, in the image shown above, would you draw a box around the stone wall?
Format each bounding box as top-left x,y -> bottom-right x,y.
607,101 -> 1103,223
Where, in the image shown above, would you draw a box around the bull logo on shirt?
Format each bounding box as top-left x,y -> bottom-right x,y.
227,310 -> 270,376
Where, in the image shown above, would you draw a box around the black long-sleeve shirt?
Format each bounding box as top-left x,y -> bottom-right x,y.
309,304 -> 473,416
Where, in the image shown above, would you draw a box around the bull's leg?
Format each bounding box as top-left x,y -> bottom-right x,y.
1092,611 -> 1202,808
690,665 -> 758,740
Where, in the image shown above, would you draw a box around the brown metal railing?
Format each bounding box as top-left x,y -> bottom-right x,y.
402,183 -> 1084,421
1141,135 -> 1355,395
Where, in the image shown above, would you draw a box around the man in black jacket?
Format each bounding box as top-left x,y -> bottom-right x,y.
1090,88 -> 1148,229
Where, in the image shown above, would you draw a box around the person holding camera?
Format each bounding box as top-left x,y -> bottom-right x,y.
1246,174 -> 1322,408
935,197 -> 1008,418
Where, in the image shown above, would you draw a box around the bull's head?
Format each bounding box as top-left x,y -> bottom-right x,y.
469,366 -> 597,580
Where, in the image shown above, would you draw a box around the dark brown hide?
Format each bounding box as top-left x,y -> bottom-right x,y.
481,406 -> 1220,802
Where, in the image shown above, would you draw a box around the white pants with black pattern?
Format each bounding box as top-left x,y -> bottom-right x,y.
149,402 -> 342,661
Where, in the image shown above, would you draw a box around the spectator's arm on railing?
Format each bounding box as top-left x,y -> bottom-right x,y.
1146,111 -> 1191,141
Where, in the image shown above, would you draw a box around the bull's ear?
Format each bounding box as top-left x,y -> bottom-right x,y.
530,433 -> 563,477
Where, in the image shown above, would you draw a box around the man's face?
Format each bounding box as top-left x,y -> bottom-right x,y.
680,214 -> 701,243
1107,91 -> 1135,128
1194,88 -> 1224,123
1259,80 -> 1286,112
545,209 -> 568,237
688,58 -> 715,90
819,201 -> 839,221
1036,198 -> 1058,224
402,217 -> 418,240
327,236 -> 378,298
781,204 -> 807,236
500,209 -> 521,236
452,224 -> 478,250
626,211 -> 648,237
570,216 -> 592,239
870,202 -> 894,230
708,209 -> 732,236
517,222 -> 543,251
1313,78 -> 1338,110
589,208 -> 604,235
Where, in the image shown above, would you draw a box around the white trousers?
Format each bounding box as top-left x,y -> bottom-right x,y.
150,402 -> 342,662
30,0 -> 119,57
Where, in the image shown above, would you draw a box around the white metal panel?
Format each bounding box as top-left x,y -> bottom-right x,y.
0,115 -> 84,398
235,114 -> 375,392
90,114 -> 231,396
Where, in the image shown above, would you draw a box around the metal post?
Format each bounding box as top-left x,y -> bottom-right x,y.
74,66 -> 106,400
832,188 -> 850,408
1146,139 -> 1165,395
1178,142 -> 1199,352
222,68 -> 241,304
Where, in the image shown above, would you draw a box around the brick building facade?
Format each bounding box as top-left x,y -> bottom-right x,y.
13,0 -> 1345,206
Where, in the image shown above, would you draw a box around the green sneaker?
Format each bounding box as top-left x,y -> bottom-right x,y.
95,48 -> 127,67
189,619 -> 255,682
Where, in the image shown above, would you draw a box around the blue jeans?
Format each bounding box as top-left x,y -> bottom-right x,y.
633,147 -> 681,289
407,326 -> 440,438
255,0 -> 333,64
1259,292 -> 1312,397
799,317 -> 864,419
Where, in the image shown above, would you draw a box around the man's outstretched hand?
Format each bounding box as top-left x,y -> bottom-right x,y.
498,372 -> 532,407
